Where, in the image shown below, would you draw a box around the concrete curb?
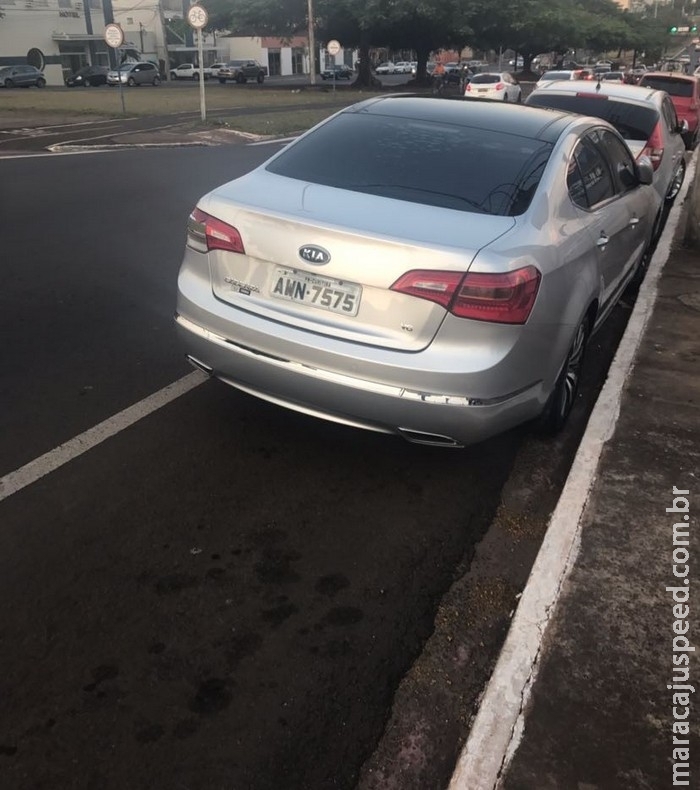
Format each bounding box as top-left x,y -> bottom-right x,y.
448,151 -> 698,790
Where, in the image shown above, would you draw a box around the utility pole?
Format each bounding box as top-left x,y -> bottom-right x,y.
157,0 -> 170,80
307,0 -> 316,85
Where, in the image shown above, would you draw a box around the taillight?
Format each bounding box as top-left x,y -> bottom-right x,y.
465,84 -> 472,92
640,121 -> 664,171
187,207 -> 245,254
495,82 -> 505,90
390,266 -> 541,324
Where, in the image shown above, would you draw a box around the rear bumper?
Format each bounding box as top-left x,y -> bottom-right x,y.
174,310 -> 548,447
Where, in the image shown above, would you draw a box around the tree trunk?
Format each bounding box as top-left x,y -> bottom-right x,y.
351,31 -> 380,88
414,47 -> 431,85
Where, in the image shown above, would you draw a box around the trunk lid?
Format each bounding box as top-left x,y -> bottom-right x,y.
202,172 -> 515,351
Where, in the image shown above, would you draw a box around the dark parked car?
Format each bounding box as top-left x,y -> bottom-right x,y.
0,65 -> 46,88
217,60 -> 267,84
65,65 -> 109,87
321,65 -> 353,80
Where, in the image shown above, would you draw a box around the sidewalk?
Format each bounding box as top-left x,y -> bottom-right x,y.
451,156 -> 700,788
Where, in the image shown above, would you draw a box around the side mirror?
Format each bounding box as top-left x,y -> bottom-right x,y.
678,119 -> 690,134
636,156 -> 654,185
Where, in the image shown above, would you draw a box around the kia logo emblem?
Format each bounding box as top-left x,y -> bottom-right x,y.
299,245 -> 330,265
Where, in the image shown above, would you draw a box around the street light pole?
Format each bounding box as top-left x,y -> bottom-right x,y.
307,0 -> 316,85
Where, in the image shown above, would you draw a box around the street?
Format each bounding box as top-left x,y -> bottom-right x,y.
0,146 -> 633,789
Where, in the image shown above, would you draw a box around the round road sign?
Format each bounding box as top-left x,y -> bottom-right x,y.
104,23 -> 124,49
186,4 -> 208,29
327,39 -> 341,56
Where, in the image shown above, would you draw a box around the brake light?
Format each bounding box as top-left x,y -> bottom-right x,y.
187,208 -> 245,254
495,82 -> 505,90
640,121 -> 664,171
465,84 -> 472,91
390,266 -> 541,324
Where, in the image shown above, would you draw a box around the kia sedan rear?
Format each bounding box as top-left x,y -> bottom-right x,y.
175,97 -> 658,446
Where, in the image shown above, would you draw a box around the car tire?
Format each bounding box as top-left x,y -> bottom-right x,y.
257,73 -> 264,84
36,78 -> 46,88
219,78 -> 226,84
538,315 -> 590,435
153,76 -> 160,86
4,78 -> 14,88
127,77 -> 136,87
666,159 -> 686,202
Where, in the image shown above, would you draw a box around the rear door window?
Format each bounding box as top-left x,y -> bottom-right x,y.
569,136 -> 616,208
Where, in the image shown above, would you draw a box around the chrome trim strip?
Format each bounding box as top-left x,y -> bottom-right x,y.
175,314 -> 540,408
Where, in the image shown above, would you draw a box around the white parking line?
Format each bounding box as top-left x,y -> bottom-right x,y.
448,153 -> 697,790
0,371 -> 207,503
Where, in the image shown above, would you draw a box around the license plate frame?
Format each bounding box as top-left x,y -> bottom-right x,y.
270,267 -> 362,317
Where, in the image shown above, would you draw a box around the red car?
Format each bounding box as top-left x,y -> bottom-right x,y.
638,72 -> 700,149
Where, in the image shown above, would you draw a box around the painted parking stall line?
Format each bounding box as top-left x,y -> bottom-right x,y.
0,371 -> 207,503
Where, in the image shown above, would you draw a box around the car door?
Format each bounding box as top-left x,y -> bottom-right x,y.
567,130 -> 638,313
660,96 -> 685,196
139,63 -> 155,84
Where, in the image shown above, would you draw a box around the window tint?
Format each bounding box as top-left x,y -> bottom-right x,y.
266,112 -> 553,216
662,97 -> 678,132
526,93 -> 658,140
539,71 -> 573,81
471,74 -> 501,84
567,149 -> 588,208
640,76 -> 693,97
573,137 -> 615,206
598,129 -> 637,191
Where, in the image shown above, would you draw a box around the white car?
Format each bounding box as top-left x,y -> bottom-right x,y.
375,62 -> 396,74
170,63 -> 210,80
464,72 -> 522,102
394,62 -> 413,74
209,63 -> 227,78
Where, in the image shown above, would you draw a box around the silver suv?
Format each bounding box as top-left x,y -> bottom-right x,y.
0,65 -> 46,88
526,81 -> 687,234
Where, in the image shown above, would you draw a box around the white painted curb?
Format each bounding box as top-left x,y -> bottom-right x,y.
448,151 -> 698,790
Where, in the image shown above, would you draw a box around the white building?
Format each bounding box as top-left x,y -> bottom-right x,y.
0,0 -> 354,85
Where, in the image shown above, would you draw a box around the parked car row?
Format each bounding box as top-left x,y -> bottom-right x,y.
175,92 -> 672,448
321,65 -> 354,80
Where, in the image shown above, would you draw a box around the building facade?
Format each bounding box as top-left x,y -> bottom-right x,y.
0,0 -> 354,85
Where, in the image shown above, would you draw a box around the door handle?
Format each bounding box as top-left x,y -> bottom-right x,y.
596,234 -> 609,248
629,216 -> 640,227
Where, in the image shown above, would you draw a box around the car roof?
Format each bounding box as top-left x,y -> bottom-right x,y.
533,80 -> 662,105
345,95 -> 575,143
641,71 -> 697,82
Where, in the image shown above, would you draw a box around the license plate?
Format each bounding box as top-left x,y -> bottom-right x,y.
270,268 -> 361,316
478,88 -> 489,93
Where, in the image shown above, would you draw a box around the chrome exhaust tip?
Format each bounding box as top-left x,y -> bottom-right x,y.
186,355 -> 213,375
397,428 -> 463,448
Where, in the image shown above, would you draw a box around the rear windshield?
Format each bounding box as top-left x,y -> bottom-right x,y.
526,93 -> 658,140
471,74 -> 501,84
539,72 -> 572,81
640,76 -> 694,97
266,111 -> 552,216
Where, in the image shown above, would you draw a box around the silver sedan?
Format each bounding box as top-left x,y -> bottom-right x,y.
175,97 -> 659,446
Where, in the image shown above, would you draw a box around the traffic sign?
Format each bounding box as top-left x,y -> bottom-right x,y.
186,4 -> 208,29
327,40 -> 341,56
104,23 -> 124,49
